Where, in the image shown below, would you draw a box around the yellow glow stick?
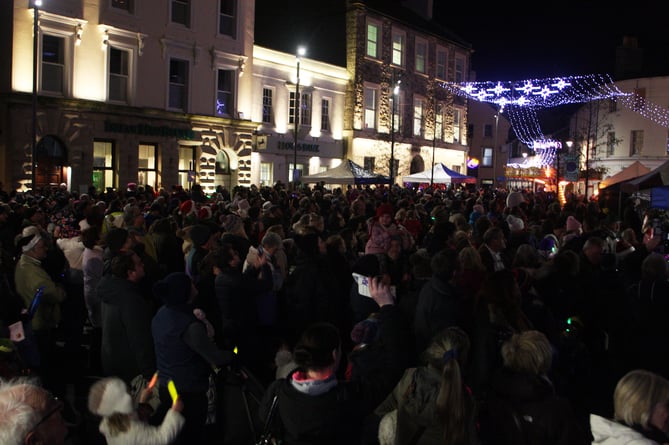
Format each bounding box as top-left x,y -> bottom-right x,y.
167,380 -> 178,405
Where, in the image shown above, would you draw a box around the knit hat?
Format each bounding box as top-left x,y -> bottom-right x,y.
88,377 -> 134,417
198,206 -> 212,221
350,316 -> 380,345
153,272 -> 192,306
376,203 -> 394,218
179,200 -> 196,217
222,213 -> 243,234
506,214 -> 525,232
566,215 -> 582,233
189,224 -> 211,247
506,191 -> 525,209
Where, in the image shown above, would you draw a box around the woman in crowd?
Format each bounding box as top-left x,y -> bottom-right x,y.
375,326 -> 477,445
257,321 -> 361,445
590,369 -> 669,444
478,330 -> 590,445
365,203 -> 413,255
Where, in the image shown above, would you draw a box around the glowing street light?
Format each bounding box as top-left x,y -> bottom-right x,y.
292,46 -> 306,186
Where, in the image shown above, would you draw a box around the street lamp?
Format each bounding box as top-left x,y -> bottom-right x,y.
30,0 -> 43,191
292,46 -> 306,186
390,78 -> 400,185
431,100 -> 440,187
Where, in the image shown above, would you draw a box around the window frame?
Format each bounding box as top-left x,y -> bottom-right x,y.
111,0 -> 133,13
262,87 -> 274,124
178,145 -> 196,190
108,46 -> 130,103
436,46 -> 447,80
171,0 -> 190,27
415,37 -> 427,74
216,69 -> 235,117
413,96 -> 425,137
321,98 -> 331,132
366,20 -> 380,59
364,85 -> 378,130
630,130 -> 644,156
93,140 -> 116,192
168,58 -> 189,111
137,143 -> 158,189
219,0 -> 237,38
391,29 -> 405,67
482,147 -> 493,167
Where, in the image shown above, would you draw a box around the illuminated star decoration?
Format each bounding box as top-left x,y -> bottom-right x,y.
442,73 -> 669,169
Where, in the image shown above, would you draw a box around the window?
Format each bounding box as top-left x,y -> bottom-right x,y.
171,0 -> 190,27
262,88 -> 273,124
178,146 -> 195,189
413,97 -> 425,137
289,91 -> 312,126
630,130 -> 644,156
392,31 -> 405,66
482,147 -> 493,167
415,38 -> 427,74
300,92 -> 312,126
436,47 -> 447,80
93,141 -> 115,192
364,87 -> 377,129
454,55 -> 465,82
111,0 -> 132,12
260,162 -> 273,186
169,59 -> 188,110
364,156 -> 375,172
216,69 -> 235,117
484,124 -> 493,138
607,132 -> 616,156
138,144 -> 157,188
219,0 -> 236,37
108,47 -> 129,102
453,109 -> 462,143
366,22 -> 379,58
41,34 -> 65,94
451,165 -> 461,173
321,98 -> 330,132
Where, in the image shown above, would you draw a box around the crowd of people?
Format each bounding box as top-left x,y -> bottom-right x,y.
1,179 -> 669,444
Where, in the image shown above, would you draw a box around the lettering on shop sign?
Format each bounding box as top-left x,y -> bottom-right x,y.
104,121 -> 195,139
277,141 -> 320,153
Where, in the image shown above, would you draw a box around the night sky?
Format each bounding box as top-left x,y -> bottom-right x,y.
254,0 -> 669,134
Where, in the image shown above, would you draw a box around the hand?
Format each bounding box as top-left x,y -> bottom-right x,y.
368,276 -> 394,307
171,396 -> 184,412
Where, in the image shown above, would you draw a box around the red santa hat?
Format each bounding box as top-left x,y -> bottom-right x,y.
179,199 -> 196,217
198,206 -> 212,221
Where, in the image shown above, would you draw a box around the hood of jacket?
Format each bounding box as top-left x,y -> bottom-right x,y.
590,414 -> 658,445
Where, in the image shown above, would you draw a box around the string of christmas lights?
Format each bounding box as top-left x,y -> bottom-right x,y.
441,73 -> 669,170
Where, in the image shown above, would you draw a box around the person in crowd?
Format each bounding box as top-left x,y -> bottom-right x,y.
375,326 -> 477,445
184,223 -> 216,285
590,369 -> 669,444
365,203 -> 414,255
257,321 -> 362,445
470,269 -> 533,398
478,226 -> 509,274
14,227 -> 68,390
220,213 -> 252,268
81,225 -> 104,374
145,216 -> 184,278
87,376 -> 185,445
478,330 -> 590,445
97,251 -> 156,385
151,271 -> 235,445
0,378 -> 69,445
413,248 -> 467,355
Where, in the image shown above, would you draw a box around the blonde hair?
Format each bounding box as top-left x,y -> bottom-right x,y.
458,246 -> 485,272
614,369 -> 669,429
501,330 -> 552,375
422,327 -> 473,445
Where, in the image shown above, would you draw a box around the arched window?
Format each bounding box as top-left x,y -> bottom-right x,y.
216,150 -> 230,174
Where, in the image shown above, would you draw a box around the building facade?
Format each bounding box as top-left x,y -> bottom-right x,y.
570,75 -> 669,197
1,0 -> 257,195
344,0 -> 473,185
249,46 -> 349,186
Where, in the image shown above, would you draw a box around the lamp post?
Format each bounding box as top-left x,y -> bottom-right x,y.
31,0 -> 42,191
292,46 -> 305,186
390,78 -> 400,185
